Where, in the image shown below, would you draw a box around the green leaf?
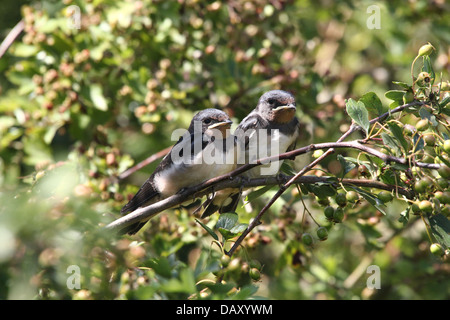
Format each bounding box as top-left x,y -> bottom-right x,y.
309,183 -> 337,198
412,132 -> 424,152
392,81 -> 411,89
147,257 -> 172,278
229,223 -> 248,235
346,98 -> 370,134
381,133 -> 401,156
387,122 -> 408,153
419,107 -> 438,127
216,213 -> 238,231
428,214 -> 450,249
349,186 -> 387,215
398,208 -> 410,226
337,154 -> 356,178
280,161 -> 296,175
195,219 -> 218,241
231,284 -> 259,300
11,43 -> 39,57
385,90 -> 405,102
90,84 -> 108,111
359,92 -> 386,116
245,185 -> 276,203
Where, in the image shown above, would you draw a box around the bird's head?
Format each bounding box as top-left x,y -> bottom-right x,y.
190,108 -> 233,138
257,90 -> 297,123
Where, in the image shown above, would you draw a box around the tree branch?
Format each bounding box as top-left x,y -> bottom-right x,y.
0,20 -> 24,59
118,146 -> 171,180
103,174 -> 414,233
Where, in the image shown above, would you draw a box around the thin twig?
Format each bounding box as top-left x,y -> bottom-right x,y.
118,146 -> 171,180
0,20 -> 24,59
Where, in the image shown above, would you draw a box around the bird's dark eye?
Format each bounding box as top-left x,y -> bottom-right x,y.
268,98 -> 275,105
204,118 -> 212,124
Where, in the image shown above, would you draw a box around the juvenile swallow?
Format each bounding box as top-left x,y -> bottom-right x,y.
120,108 -> 236,235
201,90 -> 300,218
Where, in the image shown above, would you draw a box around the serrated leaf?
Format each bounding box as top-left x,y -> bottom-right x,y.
428,214 -> 450,249
195,219 -> 218,241
359,92 -> 385,116
216,212 -> 238,231
346,98 -> 370,134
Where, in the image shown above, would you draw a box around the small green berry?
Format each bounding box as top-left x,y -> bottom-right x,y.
429,243 -> 445,257
411,202 -> 421,215
438,165 -> 450,179
416,119 -> 429,131
435,191 -> 450,205
377,191 -> 394,203
301,233 -> 314,246
417,43 -> 435,57
227,258 -> 241,272
333,207 -> 345,223
423,134 -> 436,146
249,268 -> 261,281
249,259 -> 262,270
443,140 -> 450,154
316,227 -> 328,241
324,206 -> 335,220
346,191 -> 359,203
313,149 -> 324,158
437,178 -> 449,189
418,200 -> 433,214
335,193 -> 347,207
220,254 -> 231,267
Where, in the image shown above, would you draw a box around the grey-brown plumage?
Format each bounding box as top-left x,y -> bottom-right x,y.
201,90 -> 300,218
120,108 -> 236,235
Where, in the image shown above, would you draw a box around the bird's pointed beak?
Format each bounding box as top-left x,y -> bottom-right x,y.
273,104 -> 296,112
208,119 -> 233,129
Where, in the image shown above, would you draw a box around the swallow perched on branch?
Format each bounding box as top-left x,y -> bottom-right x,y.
201,90 -> 300,218
120,108 -> 236,235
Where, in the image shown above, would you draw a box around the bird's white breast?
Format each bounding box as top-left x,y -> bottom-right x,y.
154,137 -> 237,197
245,129 -> 297,178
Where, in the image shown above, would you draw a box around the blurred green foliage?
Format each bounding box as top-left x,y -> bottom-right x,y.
0,0 -> 449,300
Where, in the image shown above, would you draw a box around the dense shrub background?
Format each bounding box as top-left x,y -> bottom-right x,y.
0,0 -> 449,300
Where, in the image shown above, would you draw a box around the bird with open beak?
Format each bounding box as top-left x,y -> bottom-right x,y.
120,108 -> 236,235
201,90 -> 300,218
